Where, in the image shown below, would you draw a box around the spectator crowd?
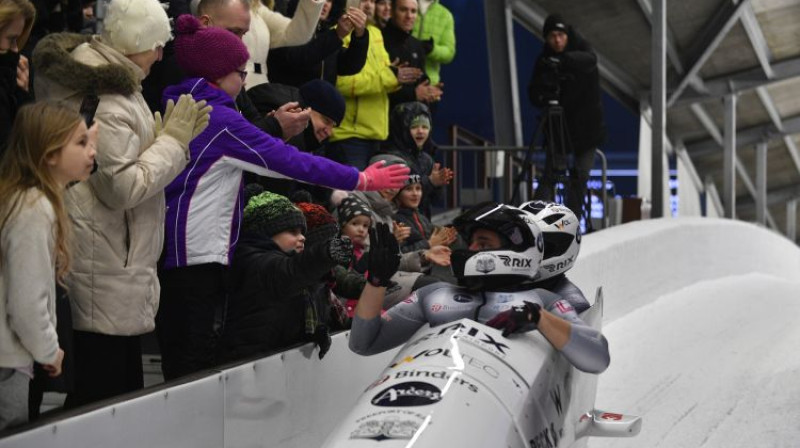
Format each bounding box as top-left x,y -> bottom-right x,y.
0,0 -> 460,430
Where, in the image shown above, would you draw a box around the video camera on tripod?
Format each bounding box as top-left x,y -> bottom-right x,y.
512,56 -> 576,206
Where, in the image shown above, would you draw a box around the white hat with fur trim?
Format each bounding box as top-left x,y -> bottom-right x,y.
102,0 -> 172,55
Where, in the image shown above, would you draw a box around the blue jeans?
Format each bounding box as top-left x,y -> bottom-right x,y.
326,138 -> 382,171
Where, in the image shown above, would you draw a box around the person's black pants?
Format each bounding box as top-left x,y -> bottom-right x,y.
156,263 -> 227,381
535,145 -> 595,220
63,331 -> 143,409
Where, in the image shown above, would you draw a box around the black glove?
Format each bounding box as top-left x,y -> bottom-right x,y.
313,324 -> 332,359
327,235 -> 354,266
422,37 -> 434,54
486,301 -> 541,337
366,223 -> 400,287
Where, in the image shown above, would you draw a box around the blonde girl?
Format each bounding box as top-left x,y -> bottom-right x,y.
0,101 -> 96,429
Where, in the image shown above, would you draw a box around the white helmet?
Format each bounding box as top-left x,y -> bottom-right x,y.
451,202 -> 544,289
519,201 -> 581,280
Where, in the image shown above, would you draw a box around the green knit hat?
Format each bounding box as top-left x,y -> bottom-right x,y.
243,191 -> 307,237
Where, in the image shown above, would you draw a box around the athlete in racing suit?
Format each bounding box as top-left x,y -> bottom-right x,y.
349,202 -> 609,374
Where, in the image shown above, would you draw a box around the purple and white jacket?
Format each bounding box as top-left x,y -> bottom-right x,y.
161,78 -> 359,270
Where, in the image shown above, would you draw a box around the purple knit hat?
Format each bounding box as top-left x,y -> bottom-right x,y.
174,14 -> 250,82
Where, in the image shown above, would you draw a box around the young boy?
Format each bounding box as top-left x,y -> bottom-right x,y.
218,192 -> 353,363
382,101 -> 453,217
392,172 -> 457,253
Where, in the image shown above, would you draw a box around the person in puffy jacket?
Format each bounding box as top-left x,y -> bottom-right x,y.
32,0 -> 211,407
156,15 -> 408,380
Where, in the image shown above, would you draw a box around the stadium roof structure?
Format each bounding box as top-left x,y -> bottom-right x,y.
487,0 -> 800,242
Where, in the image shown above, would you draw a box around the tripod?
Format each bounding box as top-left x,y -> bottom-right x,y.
511,100 -> 593,231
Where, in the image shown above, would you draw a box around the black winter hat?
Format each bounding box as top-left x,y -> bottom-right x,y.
337,195 -> 373,228
243,191 -> 307,237
300,79 -> 346,126
543,14 -> 568,37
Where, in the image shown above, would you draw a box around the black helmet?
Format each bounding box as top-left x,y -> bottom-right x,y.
451,202 -> 544,289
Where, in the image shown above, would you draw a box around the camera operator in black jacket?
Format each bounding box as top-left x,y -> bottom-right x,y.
528,14 -> 606,222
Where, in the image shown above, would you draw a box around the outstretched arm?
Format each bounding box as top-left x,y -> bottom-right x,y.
349,286 -> 428,355
349,223 -> 427,355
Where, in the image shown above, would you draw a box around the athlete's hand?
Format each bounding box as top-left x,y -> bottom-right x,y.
486,301 -> 541,337
366,223 -> 400,287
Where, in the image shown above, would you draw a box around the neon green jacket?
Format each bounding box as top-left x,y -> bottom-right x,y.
331,24 -> 399,142
412,1 -> 456,85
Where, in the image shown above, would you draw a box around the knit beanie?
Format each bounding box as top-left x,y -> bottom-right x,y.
300,79 -> 346,125
102,0 -> 172,56
337,195 -> 373,228
296,202 -> 339,247
174,14 -> 250,82
543,14 -> 568,37
410,114 -> 431,129
243,192 -> 307,237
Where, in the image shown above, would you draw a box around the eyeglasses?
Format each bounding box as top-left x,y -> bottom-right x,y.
235,69 -> 248,81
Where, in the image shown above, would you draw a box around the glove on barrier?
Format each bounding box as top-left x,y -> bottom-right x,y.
486,301 -> 541,337
356,161 -> 410,191
327,235 -> 354,266
366,223 -> 401,287
312,325 -> 332,359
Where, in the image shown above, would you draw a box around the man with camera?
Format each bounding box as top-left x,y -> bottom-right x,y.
528,14 -> 606,223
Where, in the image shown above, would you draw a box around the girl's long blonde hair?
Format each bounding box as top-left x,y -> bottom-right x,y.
0,0 -> 36,52
0,101 -> 83,283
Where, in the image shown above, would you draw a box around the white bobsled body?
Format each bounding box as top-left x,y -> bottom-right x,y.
323,290 -> 640,447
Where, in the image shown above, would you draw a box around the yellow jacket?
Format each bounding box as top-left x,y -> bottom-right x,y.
330,24 -> 399,142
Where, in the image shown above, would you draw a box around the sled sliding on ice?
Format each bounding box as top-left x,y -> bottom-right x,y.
323,288 -> 641,447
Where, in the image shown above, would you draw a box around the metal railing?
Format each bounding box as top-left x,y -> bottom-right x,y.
435,125 -> 609,229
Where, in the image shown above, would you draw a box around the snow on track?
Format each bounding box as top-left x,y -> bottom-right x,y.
590,273 -> 800,447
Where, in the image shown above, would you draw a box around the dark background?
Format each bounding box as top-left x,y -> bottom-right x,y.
431,1 -> 641,198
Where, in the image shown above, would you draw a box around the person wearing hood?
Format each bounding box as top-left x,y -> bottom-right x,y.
31,0 -> 211,407
528,13 -> 606,223
381,101 -> 452,217
156,15 -> 408,380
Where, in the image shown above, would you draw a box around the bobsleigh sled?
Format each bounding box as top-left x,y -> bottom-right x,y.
322,288 -> 641,447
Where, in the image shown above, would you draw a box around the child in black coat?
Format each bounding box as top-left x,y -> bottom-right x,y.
218,192 -> 353,363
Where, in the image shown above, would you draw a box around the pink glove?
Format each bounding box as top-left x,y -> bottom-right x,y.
356,161 -> 410,191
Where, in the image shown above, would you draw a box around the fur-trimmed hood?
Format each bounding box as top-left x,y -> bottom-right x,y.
32,33 -> 141,98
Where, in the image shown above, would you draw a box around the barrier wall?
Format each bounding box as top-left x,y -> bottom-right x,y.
0,336 -> 403,448
570,217 -> 800,324
3,217 -> 798,447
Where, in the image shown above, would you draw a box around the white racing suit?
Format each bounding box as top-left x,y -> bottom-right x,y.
349,279 -> 609,374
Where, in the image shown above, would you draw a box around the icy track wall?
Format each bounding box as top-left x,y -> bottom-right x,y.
3,217 -> 799,448
570,217 -> 800,324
